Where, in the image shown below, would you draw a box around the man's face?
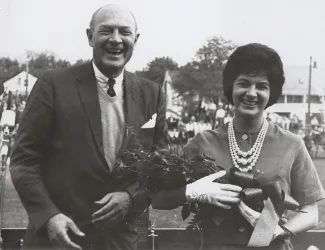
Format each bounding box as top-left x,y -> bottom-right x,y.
87,7 -> 139,75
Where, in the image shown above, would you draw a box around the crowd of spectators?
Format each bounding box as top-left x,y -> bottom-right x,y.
166,99 -> 235,146
166,98 -> 325,153
0,92 -> 26,126
0,91 -> 26,157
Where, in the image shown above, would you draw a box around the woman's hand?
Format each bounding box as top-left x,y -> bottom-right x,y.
185,171 -> 242,209
238,200 -> 261,227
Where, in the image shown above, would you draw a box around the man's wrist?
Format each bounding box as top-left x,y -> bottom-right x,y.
123,190 -> 137,221
122,191 -> 133,211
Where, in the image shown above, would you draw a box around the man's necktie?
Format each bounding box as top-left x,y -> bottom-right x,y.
107,78 -> 116,97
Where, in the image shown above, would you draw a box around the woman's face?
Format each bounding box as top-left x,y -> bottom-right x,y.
232,74 -> 270,119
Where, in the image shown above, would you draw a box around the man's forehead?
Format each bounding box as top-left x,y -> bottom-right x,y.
93,6 -> 136,30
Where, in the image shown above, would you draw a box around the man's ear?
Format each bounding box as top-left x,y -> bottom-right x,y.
86,28 -> 94,47
134,32 -> 140,47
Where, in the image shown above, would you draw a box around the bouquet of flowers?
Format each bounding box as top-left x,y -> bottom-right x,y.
111,147 -> 226,194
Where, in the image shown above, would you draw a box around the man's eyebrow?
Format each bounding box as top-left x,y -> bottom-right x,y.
98,25 -> 133,30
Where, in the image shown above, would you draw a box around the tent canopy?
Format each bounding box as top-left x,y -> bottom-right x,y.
3,71 -> 37,95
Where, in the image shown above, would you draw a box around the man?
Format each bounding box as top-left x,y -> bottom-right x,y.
10,4 -> 168,250
215,103 -> 225,128
311,116 -> 319,126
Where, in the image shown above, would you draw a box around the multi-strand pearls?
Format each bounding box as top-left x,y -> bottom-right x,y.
228,118 -> 268,172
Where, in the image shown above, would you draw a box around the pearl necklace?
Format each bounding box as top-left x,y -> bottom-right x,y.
228,118 -> 268,172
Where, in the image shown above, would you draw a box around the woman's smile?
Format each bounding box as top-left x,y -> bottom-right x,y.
241,99 -> 259,108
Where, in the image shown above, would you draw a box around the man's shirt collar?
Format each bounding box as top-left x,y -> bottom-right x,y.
92,61 -> 124,94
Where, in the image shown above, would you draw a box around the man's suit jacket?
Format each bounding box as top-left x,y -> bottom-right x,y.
10,62 -> 168,249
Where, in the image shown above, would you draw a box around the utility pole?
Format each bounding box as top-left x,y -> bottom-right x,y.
307,56 -> 312,126
307,57 -> 318,126
25,56 -> 29,100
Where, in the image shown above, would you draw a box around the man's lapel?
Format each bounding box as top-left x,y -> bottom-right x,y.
75,62 -> 105,157
122,71 -> 141,150
124,71 -> 140,129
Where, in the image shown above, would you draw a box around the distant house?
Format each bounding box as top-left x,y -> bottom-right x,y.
266,66 -> 325,122
162,70 -> 184,119
2,71 -> 37,95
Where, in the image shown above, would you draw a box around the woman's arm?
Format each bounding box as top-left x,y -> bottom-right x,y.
239,201 -> 319,241
151,171 -> 242,210
274,202 -> 319,240
279,139 -> 325,237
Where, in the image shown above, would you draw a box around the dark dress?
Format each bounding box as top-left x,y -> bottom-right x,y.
168,123 -> 325,250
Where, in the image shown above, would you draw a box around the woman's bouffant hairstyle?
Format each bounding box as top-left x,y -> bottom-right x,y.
222,43 -> 285,108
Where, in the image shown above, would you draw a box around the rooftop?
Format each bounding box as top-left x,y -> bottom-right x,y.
282,66 -> 325,95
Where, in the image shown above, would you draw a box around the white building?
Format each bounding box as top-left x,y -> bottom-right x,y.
2,71 -> 37,95
162,70 -> 184,119
266,66 -> 325,123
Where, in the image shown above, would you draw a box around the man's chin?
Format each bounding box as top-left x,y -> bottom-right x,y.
101,61 -> 125,71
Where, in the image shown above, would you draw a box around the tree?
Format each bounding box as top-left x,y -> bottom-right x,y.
73,59 -> 91,66
0,57 -> 22,84
21,51 -> 71,78
172,36 -> 236,103
136,57 -> 179,86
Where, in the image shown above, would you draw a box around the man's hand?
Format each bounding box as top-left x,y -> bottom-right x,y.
238,200 -> 261,227
92,192 -> 132,228
185,171 -> 242,209
47,213 -> 84,250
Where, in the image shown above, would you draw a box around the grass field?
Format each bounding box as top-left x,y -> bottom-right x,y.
2,156 -> 325,229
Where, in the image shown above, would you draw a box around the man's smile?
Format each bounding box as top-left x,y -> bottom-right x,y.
106,48 -> 124,57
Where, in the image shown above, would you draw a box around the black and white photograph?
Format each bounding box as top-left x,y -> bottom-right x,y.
0,0 -> 325,249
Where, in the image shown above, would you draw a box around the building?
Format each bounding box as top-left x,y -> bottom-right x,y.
266,66 -> 325,123
2,71 -> 37,95
162,70 -> 184,119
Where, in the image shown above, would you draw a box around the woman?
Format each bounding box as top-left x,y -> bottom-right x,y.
151,43 -> 325,250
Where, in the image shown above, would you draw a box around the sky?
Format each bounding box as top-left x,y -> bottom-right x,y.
1,0 -> 325,72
